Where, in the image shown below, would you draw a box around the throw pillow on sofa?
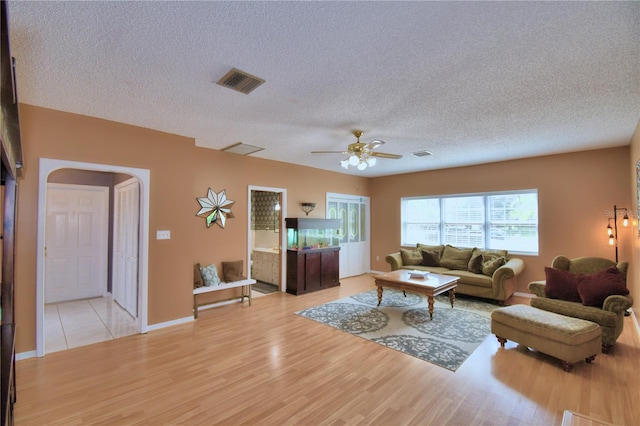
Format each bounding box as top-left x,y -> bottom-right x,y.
421,250 -> 441,267
543,267 -> 582,302
440,245 -> 474,270
400,248 -> 423,266
577,266 -> 629,307
417,243 -> 444,257
468,254 -> 484,274
472,248 -> 508,261
482,256 -> 506,276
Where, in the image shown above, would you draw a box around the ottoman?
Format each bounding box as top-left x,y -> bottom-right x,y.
491,304 -> 601,372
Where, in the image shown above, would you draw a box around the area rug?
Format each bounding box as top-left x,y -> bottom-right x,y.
295,289 -> 497,371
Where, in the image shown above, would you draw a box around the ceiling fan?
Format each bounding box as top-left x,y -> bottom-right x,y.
311,130 -> 403,170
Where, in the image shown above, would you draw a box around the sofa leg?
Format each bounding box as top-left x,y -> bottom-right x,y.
562,361 -> 574,372
602,343 -> 612,354
585,354 -> 596,363
496,335 -> 507,348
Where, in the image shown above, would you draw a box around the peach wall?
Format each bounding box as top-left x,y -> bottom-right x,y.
369,147 -> 632,293
15,103 -> 636,355
15,104 -> 369,353
628,119 -> 640,306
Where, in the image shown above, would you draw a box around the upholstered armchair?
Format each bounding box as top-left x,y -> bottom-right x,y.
528,255 -> 633,354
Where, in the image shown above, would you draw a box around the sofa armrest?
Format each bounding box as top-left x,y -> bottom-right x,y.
385,252 -> 403,271
527,280 -> 547,298
602,294 -> 633,314
492,258 -> 525,285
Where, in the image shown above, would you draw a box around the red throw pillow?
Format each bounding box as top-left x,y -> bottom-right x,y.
544,267 -> 582,303
577,266 -> 629,307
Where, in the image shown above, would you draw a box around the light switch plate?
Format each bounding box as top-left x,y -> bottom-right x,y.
157,230 -> 171,240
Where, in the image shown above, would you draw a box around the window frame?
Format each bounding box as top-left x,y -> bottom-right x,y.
401,189 -> 539,255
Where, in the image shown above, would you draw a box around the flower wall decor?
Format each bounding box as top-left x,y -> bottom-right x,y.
196,188 -> 235,228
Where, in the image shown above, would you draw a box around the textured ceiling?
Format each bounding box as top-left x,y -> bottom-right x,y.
7,1 -> 640,177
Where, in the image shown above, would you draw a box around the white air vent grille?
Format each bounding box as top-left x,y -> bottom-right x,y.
411,150 -> 433,157
216,68 -> 265,94
221,142 -> 264,156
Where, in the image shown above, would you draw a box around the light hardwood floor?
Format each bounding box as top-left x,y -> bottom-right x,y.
15,274 -> 640,425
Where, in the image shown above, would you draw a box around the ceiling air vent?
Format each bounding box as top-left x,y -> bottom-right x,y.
411,150 -> 433,157
221,142 -> 264,156
216,68 -> 265,94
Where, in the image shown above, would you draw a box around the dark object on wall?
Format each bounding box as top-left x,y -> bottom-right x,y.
1,2 -> 22,423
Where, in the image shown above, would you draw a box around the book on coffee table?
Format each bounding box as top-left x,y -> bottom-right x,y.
408,270 -> 430,279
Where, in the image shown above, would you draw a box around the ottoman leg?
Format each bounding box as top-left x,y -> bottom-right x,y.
562,361 -> 574,372
585,355 -> 596,363
495,335 -> 507,348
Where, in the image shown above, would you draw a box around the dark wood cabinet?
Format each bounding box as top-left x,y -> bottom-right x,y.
286,247 -> 340,295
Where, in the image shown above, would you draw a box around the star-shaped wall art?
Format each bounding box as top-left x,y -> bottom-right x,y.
196,188 -> 235,228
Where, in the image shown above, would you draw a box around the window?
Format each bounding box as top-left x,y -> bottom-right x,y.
401,190 -> 538,254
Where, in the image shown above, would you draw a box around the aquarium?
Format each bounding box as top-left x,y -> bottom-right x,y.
285,218 -> 341,250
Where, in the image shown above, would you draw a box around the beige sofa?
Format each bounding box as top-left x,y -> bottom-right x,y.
385,244 -> 525,302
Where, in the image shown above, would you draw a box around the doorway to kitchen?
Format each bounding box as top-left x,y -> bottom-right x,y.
247,186 -> 287,294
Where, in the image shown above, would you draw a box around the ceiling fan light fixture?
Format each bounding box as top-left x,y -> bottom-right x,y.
357,161 -> 367,171
340,159 -> 349,169
366,156 -> 377,167
348,155 -> 359,166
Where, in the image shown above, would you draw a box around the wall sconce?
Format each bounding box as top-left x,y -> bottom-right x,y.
301,202 -> 316,216
607,205 -> 629,262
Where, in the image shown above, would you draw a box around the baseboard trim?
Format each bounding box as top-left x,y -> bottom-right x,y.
147,315 -> 193,332
513,291 -> 534,299
16,350 -> 37,361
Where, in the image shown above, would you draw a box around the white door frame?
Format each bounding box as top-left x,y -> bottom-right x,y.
36,158 -> 151,357
247,186 -> 287,291
326,192 -> 371,277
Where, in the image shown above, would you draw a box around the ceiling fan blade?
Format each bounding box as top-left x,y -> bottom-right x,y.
365,140 -> 385,150
370,152 -> 402,159
311,150 -> 351,155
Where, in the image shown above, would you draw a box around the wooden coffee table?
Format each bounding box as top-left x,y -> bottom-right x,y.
374,270 -> 459,320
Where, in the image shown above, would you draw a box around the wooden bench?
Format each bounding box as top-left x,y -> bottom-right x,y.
193,278 -> 256,318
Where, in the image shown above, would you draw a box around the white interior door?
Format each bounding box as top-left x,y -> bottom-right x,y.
327,194 -> 370,278
45,184 -> 109,303
113,179 -> 140,317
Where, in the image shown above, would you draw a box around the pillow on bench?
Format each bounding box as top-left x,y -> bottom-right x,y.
200,263 -> 221,286
194,263 -> 204,289
222,260 -> 246,282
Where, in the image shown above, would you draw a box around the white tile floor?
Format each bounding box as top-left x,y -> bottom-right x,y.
45,296 -> 138,353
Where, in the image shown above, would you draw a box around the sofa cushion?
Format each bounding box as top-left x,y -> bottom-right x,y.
544,267 -> 582,303
417,243 -> 444,257
468,254 -> 484,274
400,248 -> 423,266
402,265 -> 450,274
440,245 -> 474,270
577,266 -> 629,307
443,270 -> 493,288
421,250 -> 441,267
482,256 -> 506,276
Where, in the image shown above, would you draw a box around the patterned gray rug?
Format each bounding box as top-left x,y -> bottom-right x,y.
296,289 -> 497,371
